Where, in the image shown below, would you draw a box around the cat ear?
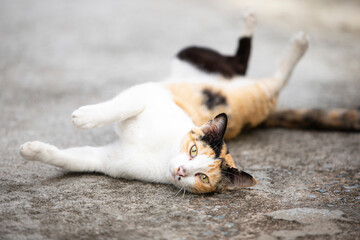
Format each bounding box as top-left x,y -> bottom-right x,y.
222,166 -> 257,190
201,113 -> 228,140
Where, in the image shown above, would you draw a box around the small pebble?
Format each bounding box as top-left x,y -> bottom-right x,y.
226,223 -> 235,228
355,196 -> 360,201
202,231 -> 214,237
344,184 -> 359,189
306,194 -> 316,199
333,190 -> 340,194
214,215 -> 225,220
345,190 -> 351,193
322,193 -> 329,195
317,188 -> 327,193
324,164 -> 332,169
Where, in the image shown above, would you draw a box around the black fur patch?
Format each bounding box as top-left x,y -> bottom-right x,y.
177,46 -> 235,78
176,37 -> 252,78
201,135 -> 224,159
202,89 -> 227,110
226,37 -> 251,75
200,113 -> 228,158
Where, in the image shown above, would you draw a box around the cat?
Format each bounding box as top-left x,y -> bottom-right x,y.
19,12 -> 339,194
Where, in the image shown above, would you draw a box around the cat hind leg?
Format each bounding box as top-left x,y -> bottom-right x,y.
20,141 -> 111,172
242,8 -> 257,37
274,32 -> 309,88
227,9 -> 257,76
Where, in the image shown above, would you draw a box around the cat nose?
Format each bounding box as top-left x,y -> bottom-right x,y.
176,166 -> 187,177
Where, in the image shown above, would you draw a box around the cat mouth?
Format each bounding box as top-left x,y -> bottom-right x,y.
170,172 -> 180,182
168,167 -> 183,183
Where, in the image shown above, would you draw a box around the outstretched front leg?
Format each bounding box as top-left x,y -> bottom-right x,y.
72,84 -> 147,129
20,141 -> 115,172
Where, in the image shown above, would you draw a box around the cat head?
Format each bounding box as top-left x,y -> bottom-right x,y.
168,113 -> 257,194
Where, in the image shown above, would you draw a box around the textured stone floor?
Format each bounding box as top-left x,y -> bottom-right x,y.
1,0 -> 359,239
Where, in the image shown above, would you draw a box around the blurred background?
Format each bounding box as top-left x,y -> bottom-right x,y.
1,0 -> 359,108
1,0 -> 359,239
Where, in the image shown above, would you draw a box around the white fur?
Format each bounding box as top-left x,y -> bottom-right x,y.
168,58 -> 223,83
242,9 -> 257,37
168,58 -> 255,88
167,152 -> 217,191
274,32 -> 309,88
21,82 -> 195,184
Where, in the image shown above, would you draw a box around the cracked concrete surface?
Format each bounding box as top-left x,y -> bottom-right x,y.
1,0 -> 359,239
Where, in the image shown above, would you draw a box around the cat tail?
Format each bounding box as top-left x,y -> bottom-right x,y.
272,32 -> 309,91
261,108 -> 360,131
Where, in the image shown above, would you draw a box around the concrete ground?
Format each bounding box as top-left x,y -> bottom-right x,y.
1,0 -> 359,239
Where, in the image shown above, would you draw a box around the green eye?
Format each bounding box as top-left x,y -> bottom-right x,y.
199,174 -> 209,183
190,145 -> 198,158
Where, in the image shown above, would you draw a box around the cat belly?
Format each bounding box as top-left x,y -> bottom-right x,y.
105,83 -> 194,183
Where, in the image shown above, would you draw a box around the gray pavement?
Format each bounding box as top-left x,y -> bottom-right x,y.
1,0 -> 359,239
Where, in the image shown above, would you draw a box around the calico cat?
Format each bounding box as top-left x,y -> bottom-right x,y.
19,12 -> 329,194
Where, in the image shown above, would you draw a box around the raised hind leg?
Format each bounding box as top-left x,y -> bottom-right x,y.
257,32 -> 309,97
171,10 -> 257,79
225,32 -> 309,138
19,141 -> 115,172
273,32 -> 309,89
226,9 -> 257,75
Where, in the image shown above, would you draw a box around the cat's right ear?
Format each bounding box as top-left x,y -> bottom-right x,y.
221,164 -> 257,190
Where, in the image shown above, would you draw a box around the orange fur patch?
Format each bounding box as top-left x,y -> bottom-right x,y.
180,127 -> 236,193
163,79 -> 279,140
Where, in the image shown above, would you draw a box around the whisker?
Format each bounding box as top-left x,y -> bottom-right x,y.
182,187 -> 186,198
175,186 -> 184,197
221,170 -> 240,178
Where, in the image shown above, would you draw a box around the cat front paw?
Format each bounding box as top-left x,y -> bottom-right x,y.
72,105 -> 106,129
19,141 -> 58,162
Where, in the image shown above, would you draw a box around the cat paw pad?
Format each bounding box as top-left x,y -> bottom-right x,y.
19,141 -> 56,162
72,106 -> 105,129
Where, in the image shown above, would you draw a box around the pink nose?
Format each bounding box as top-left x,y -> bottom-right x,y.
176,166 -> 187,177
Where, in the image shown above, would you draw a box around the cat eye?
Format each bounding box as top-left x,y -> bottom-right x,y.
189,145 -> 198,158
198,173 -> 209,183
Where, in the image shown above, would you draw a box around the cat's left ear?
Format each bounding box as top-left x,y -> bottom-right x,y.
221,165 -> 257,190
201,113 -> 228,141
